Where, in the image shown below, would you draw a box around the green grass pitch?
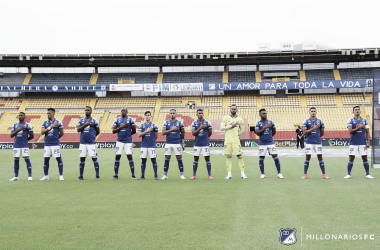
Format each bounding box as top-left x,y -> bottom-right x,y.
0,147 -> 379,249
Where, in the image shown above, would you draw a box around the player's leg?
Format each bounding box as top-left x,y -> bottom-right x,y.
40,146 -> 52,181
360,146 -> 373,178
52,146 -> 64,180
22,148 -> 32,180
302,144 -> 312,179
125,143 -> 136,179
174,145 -> 185,179
234,143 -> 246,179
139,148 -> 148,180
192,146 -> 201,179
205,155 -> 212,179
297,137 -> 300,149
148,148 -> 158,179
10,148 -> 21,181
77,144 -> 87,180
162,145 -> 173,179
224,143 -> 233,179
88,144 -> 99,180
271,145 -> 283,179
315,144 -> 328,178
258,146 -> 267,178
112,142 -> 123,179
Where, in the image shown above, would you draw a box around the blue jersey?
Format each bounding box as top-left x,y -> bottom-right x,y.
163,119 -> 184,144
113,116 -> 136,143
347,117 -> 368,145
42,119 -> 64,146
191,119 -> 212,147
302,118 -> 324,144
255,119 -> 275,146
11,122 -> 33,148
138,122 -> 158,148
77,117 -> 99,144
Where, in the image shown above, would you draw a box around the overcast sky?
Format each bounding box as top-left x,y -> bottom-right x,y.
1,0 -> 379,54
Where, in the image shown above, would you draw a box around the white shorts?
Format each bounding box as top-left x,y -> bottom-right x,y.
193,146 -> 210,156
44,146 -> 61,158
259,145 -> 277,156
164,144 -> 182,156
13,148 -> 30,158
305,144 -> 323,155
140,148 -> 157,158
115,142 -> 133,155
79,144 -> 98,158
349,145 -> 368,156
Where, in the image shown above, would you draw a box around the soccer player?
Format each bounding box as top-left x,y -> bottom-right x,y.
111,107 -> 136,180
76,106 -> 100,181
191,109 -> 213,180
302,107 -> 329,179
345,106 -> 374,179
40,108 -> 65,181
254,109 -> 283,179
161,109 -> 186,179
137,111 -> 159,180
9,112 -> 34,181
221,104 -> 247,179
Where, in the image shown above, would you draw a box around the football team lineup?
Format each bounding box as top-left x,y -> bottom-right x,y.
8,104 -> 374,181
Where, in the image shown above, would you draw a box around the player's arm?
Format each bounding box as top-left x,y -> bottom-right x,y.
208,126 -> 213,137
138,127 -> 152,138
347,124 -> 366,134
365,129 -> 370,147
95,127 -> 100,136
255,123 -> 271,135
130,119 -> 136,135
180,126 -> 185,138
220,116 -> 232,131
238,119 -> 244,136
162,126 -> 172,135
320,128 -> 324,137
10,125 -> 23,138
272,127 -> 276,137
154,131 -> 158,140
77,121 -> 91,132
28,131 -> 34,141
303,125 -> 318,135
192,123 -> 204,136
41,122 -> 58,135
112,125 -> 121,134
59,129 -> 64,138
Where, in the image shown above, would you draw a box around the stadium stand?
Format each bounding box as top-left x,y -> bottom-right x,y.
339,68 -> 379,80
306,95 -> 337,106
29,74 -> 92,84
160,98 -> 184,108
305,70 -> 335,81
96,73 -> 158,84
96,98 -> 157,109
201,97 -> 223,107
228,96 -> 256,107
260,70 -> 300,82
228,71 -> 256,82
162,72 -> 223,83
0,98 -> 22,109
26,98 -> 92,109
341,94 -> 370,106
0,73 -> 27,85
262,96 -> 301,107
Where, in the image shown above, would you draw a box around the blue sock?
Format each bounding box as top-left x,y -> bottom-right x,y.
56,157 -> 63,176
114,160 -> 120,176
319,160 -> 325,174
259,157 -> 265,175
24,157 -> 32,177
163,158 -> 170,176
79,161 -> 85,176
141,158 -> 147,176
206,161 -> 211,176
14,157 -> 20,177
363,161 -> 370,175
304,160 -> 310,174
177,158 -> 184,175
347,161 -> 354,175
93,160 -> 99,176
151,158 -> 158,175
273,156 -> 281,174
43,157 -> 50,176
193,161 -> 198,176
129,160 -> 135,176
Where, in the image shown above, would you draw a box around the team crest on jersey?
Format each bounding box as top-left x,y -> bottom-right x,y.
279,228 -> 297,246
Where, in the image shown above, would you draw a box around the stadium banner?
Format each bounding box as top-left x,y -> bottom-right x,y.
0,84 -> 108,92
0,139 -> 357,150
203,80 -> 365,91
143,83 -> 203,92
109,84 -> 143,91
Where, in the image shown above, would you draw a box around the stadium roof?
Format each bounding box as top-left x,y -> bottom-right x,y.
0,48 -> 379,68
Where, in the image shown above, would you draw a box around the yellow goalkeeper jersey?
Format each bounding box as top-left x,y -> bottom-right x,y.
220,115 -> 245,144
